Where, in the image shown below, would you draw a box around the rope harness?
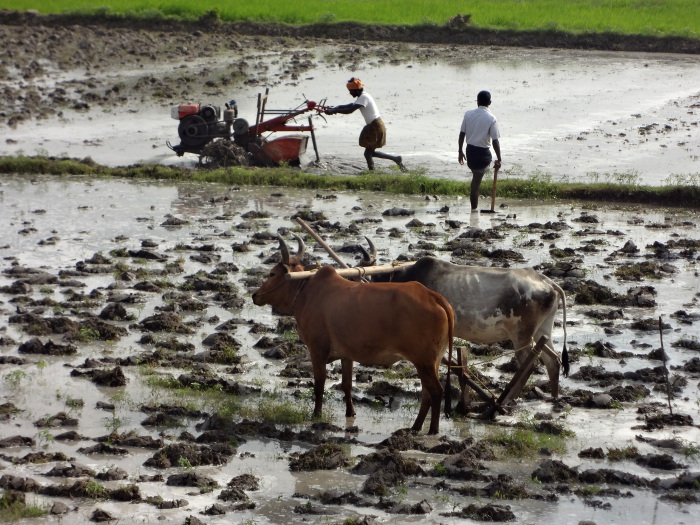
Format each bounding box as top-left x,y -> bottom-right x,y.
253,265 -> 307,310
252,274 -> 289,298
446,339 -> 547,399
290,278 -> 307,309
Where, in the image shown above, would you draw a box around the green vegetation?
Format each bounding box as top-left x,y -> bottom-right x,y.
252,397 -> 310,425
3,370 -> 28,388
3,1 -> 699,38
178,456 -> 194,470
681,441 -> 700,459
281,329 -> 299,343
74,326 -> 102,342
141,368 -> 313,425
34,429 -> 55,448
103,413 -> 125,433
607,445 -> 640,461
384,363 -> 416,381
578,484 -> 602,497
487,413 -> 572,458
433,461 -> 447,476
487,426 -> 568,458
84,481 -> 109,499
0,492 -> 47,521
614,261 -> 665,280
2,156 -> 699,208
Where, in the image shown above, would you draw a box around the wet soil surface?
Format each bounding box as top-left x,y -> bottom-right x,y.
1,11 -> 700,184
1,174 -> 699,524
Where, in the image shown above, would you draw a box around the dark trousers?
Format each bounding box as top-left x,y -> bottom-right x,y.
466,145 -> 492,209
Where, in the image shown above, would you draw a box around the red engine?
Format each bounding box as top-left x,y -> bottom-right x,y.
167,90 -> 325,166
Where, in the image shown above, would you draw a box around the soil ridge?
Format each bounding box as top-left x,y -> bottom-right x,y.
2,8 -> 699,55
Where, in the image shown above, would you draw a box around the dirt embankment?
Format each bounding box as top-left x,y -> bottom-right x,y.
2,8 -> 700,55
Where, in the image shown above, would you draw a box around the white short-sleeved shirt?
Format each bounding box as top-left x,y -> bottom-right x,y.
354,92 -> 381,124
460,106 -> 500,148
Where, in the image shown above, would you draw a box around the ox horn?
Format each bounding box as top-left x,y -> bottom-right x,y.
358,236 -> 377,266
277,234 -> 291,264
292,233 -> 306,262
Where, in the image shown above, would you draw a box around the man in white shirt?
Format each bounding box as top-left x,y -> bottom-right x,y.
326,77 -> 406,171
458,90 -> 502,211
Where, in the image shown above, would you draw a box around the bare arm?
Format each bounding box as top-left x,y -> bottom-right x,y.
458,131 -> 466,165
492,139 -> 502,167
326,103 -> 362,115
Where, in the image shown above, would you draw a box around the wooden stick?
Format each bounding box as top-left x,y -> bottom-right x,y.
285,262 -> 415,280
659,315 -> 673,416
446,350 -> 505,415
295,217 -> 350,269
458,369 -> 505,415
490,164 -> 499,211
481,335 -> 548,419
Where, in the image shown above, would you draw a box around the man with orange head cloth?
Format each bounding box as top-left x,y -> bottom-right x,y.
325,77 -> 406,171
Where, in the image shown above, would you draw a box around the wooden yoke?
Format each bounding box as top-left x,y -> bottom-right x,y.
285,262 -> 415,281
293,217 -> 418,282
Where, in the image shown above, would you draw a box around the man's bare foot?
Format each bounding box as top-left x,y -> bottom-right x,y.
396,156 -> 408,172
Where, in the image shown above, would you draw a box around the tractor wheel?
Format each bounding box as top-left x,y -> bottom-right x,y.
200,105 -> 218,122
178,115 -> 209,147
199,139 -> 250,169
232,118 -> 250,135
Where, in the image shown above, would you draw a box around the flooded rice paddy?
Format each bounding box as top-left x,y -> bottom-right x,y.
1,33 -> 699,185
0,174 -> 699,524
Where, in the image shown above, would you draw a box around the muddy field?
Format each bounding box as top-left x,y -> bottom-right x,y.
1,174 -> 699,525
1,13 -> 700,184
1,12 -> 700,525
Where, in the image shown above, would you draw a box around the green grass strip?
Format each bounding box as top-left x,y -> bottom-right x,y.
3,1 -> 699,38
1,155 -> 699,208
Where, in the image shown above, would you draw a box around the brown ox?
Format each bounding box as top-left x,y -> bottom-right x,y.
252,236 -> 455,434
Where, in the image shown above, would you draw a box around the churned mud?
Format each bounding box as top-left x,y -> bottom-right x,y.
1,11 -> 700,525
1,174 -> 699,524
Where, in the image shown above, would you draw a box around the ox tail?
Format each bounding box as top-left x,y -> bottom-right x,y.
544,276 -> 569,377
437,294 -> 455,419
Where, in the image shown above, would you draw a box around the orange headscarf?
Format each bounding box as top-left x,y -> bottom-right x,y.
346,77 -> 364,90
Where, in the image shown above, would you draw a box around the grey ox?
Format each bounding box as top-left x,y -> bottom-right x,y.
362,249 -> 569,399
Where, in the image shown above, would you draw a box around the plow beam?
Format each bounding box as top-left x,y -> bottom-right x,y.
480,335 -> 549,420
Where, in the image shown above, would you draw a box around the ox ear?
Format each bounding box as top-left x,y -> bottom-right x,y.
358,236 -> 377,267
277,234 -> 290,265
292,233 -> 306,262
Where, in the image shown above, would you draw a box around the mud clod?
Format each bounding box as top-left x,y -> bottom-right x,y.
289,443 -> 350,471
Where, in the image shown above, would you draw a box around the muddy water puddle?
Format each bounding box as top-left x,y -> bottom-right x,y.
1,175 -> 699,524
2,43 -> 699,185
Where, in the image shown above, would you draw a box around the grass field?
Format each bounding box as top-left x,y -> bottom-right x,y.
2,0 -> 698,38
2,156 -> 698,208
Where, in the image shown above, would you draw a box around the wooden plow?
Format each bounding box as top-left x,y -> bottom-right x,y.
475,335 -> 549,419
288,217 -> 549,419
